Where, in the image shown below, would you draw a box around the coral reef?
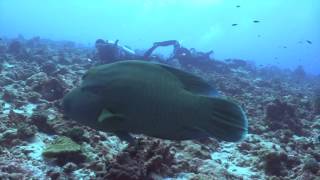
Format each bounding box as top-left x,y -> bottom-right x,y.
313,89 -> 320,114
0,37 -> 319,179
265,99 -> 304,135
262,151 -> 290,177
32,77 -> 67,101
7,40 -> 23,55
42,136 -> 86,165
104,138 -> 175,180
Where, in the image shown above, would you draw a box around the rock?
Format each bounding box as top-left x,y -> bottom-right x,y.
292,65 -> 306,80
8,40 -> 22,55
263,151 -> 288,177
2,89 -> 15,103
63,162 -> 78,173
265,99 -> 304,135
32,54 -> 46,64
5,63 -> 37,81
266,99 -> 295,122
32,78 -> 66,101
313,93 -> 320,115
17,124 -> 37,139
26,91 -> 41,103
42,136 -> 85,166
29,111 -> 56,134
0,42 -> 7,54
303,157 -> 320,174
0,128 -> 18,145
26,72 -> 49,87
46,169 -> 61,180
0,75 -> 14,86
43,136 -> 81,157
104,138 -> 175,179
57,52 -> 72,65
41,61 -> 57,75
64,127 -> 86,142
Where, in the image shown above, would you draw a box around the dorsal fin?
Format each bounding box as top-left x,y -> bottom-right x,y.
158,64 -> 218,96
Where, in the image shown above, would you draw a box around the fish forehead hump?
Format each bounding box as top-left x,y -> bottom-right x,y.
81,60 -> 185,90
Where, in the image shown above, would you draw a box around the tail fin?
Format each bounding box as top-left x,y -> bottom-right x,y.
199,97 -> 248,142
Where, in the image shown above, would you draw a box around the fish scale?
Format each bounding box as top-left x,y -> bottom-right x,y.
63,60 -> 247,142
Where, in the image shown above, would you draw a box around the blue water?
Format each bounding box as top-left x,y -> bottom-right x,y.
1,0 -> 319,74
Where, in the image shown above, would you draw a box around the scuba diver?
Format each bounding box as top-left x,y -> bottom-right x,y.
143,40 -> 213,63
190,48 -> 213,61
95,38 -> 214,66
95,39 -> 138,63
143,40 -> 189,60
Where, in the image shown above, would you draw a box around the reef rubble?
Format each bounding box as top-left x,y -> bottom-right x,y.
0,37 -> 319,179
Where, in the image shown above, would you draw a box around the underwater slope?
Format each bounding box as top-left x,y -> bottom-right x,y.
0,37 -> 319,179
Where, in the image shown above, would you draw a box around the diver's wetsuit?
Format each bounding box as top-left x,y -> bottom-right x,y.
143,40 -> 191,60
190,48 -> 213,61
95,39 -> 119,63
95,39 -> 138,64
143,40 -> 213,61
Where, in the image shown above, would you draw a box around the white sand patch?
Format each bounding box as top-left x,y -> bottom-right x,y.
210,144 -> 255,178
12,132 -> 55,179
13,103 -> 37,117
1,101 -> 37,117
73,168 -> 96,179
210,135 -> 262,179
2,102 -> 12,114
3,61 -> 15,68
24,132 -> 53,161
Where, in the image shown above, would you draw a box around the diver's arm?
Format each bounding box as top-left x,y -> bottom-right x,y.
154,40 -> 179,47
206,50 -> 213,56
143,45 -> 158,59
144,40 -> 180,59
114,39 -> 119,46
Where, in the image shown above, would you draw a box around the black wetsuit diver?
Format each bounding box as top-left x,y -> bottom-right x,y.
95,39 -> 138,64
143,40 -> 214,65
95,39 -> 214,66
143,40 -> 190,60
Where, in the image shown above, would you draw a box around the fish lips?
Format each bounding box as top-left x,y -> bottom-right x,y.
62,87 -> 105,125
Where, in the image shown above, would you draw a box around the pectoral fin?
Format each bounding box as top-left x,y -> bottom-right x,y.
98,108 -> 126,123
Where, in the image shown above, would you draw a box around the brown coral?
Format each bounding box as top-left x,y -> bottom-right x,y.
104,138 -> 175,180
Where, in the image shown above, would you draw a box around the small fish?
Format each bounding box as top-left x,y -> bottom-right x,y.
257,34 -> 261,37
236,5 -> 240,8
283,46 -> 287,49
253,20 -> 260,23
306,40 -> 312,44
232,23 -> 238,26
63,61 -> 248,143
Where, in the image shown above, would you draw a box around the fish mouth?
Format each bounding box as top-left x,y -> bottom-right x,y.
61,87 -> 106,124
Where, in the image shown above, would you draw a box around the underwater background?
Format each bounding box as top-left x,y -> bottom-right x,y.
0,0 -> 320,180
1,0 -> 320,74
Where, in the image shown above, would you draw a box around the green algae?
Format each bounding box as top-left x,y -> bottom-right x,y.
42,136 -> 81,158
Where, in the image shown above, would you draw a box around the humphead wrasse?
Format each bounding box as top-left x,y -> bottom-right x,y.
62,60 -> 248,142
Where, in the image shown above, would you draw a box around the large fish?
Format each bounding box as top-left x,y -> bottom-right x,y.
62,60 -> 248,142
